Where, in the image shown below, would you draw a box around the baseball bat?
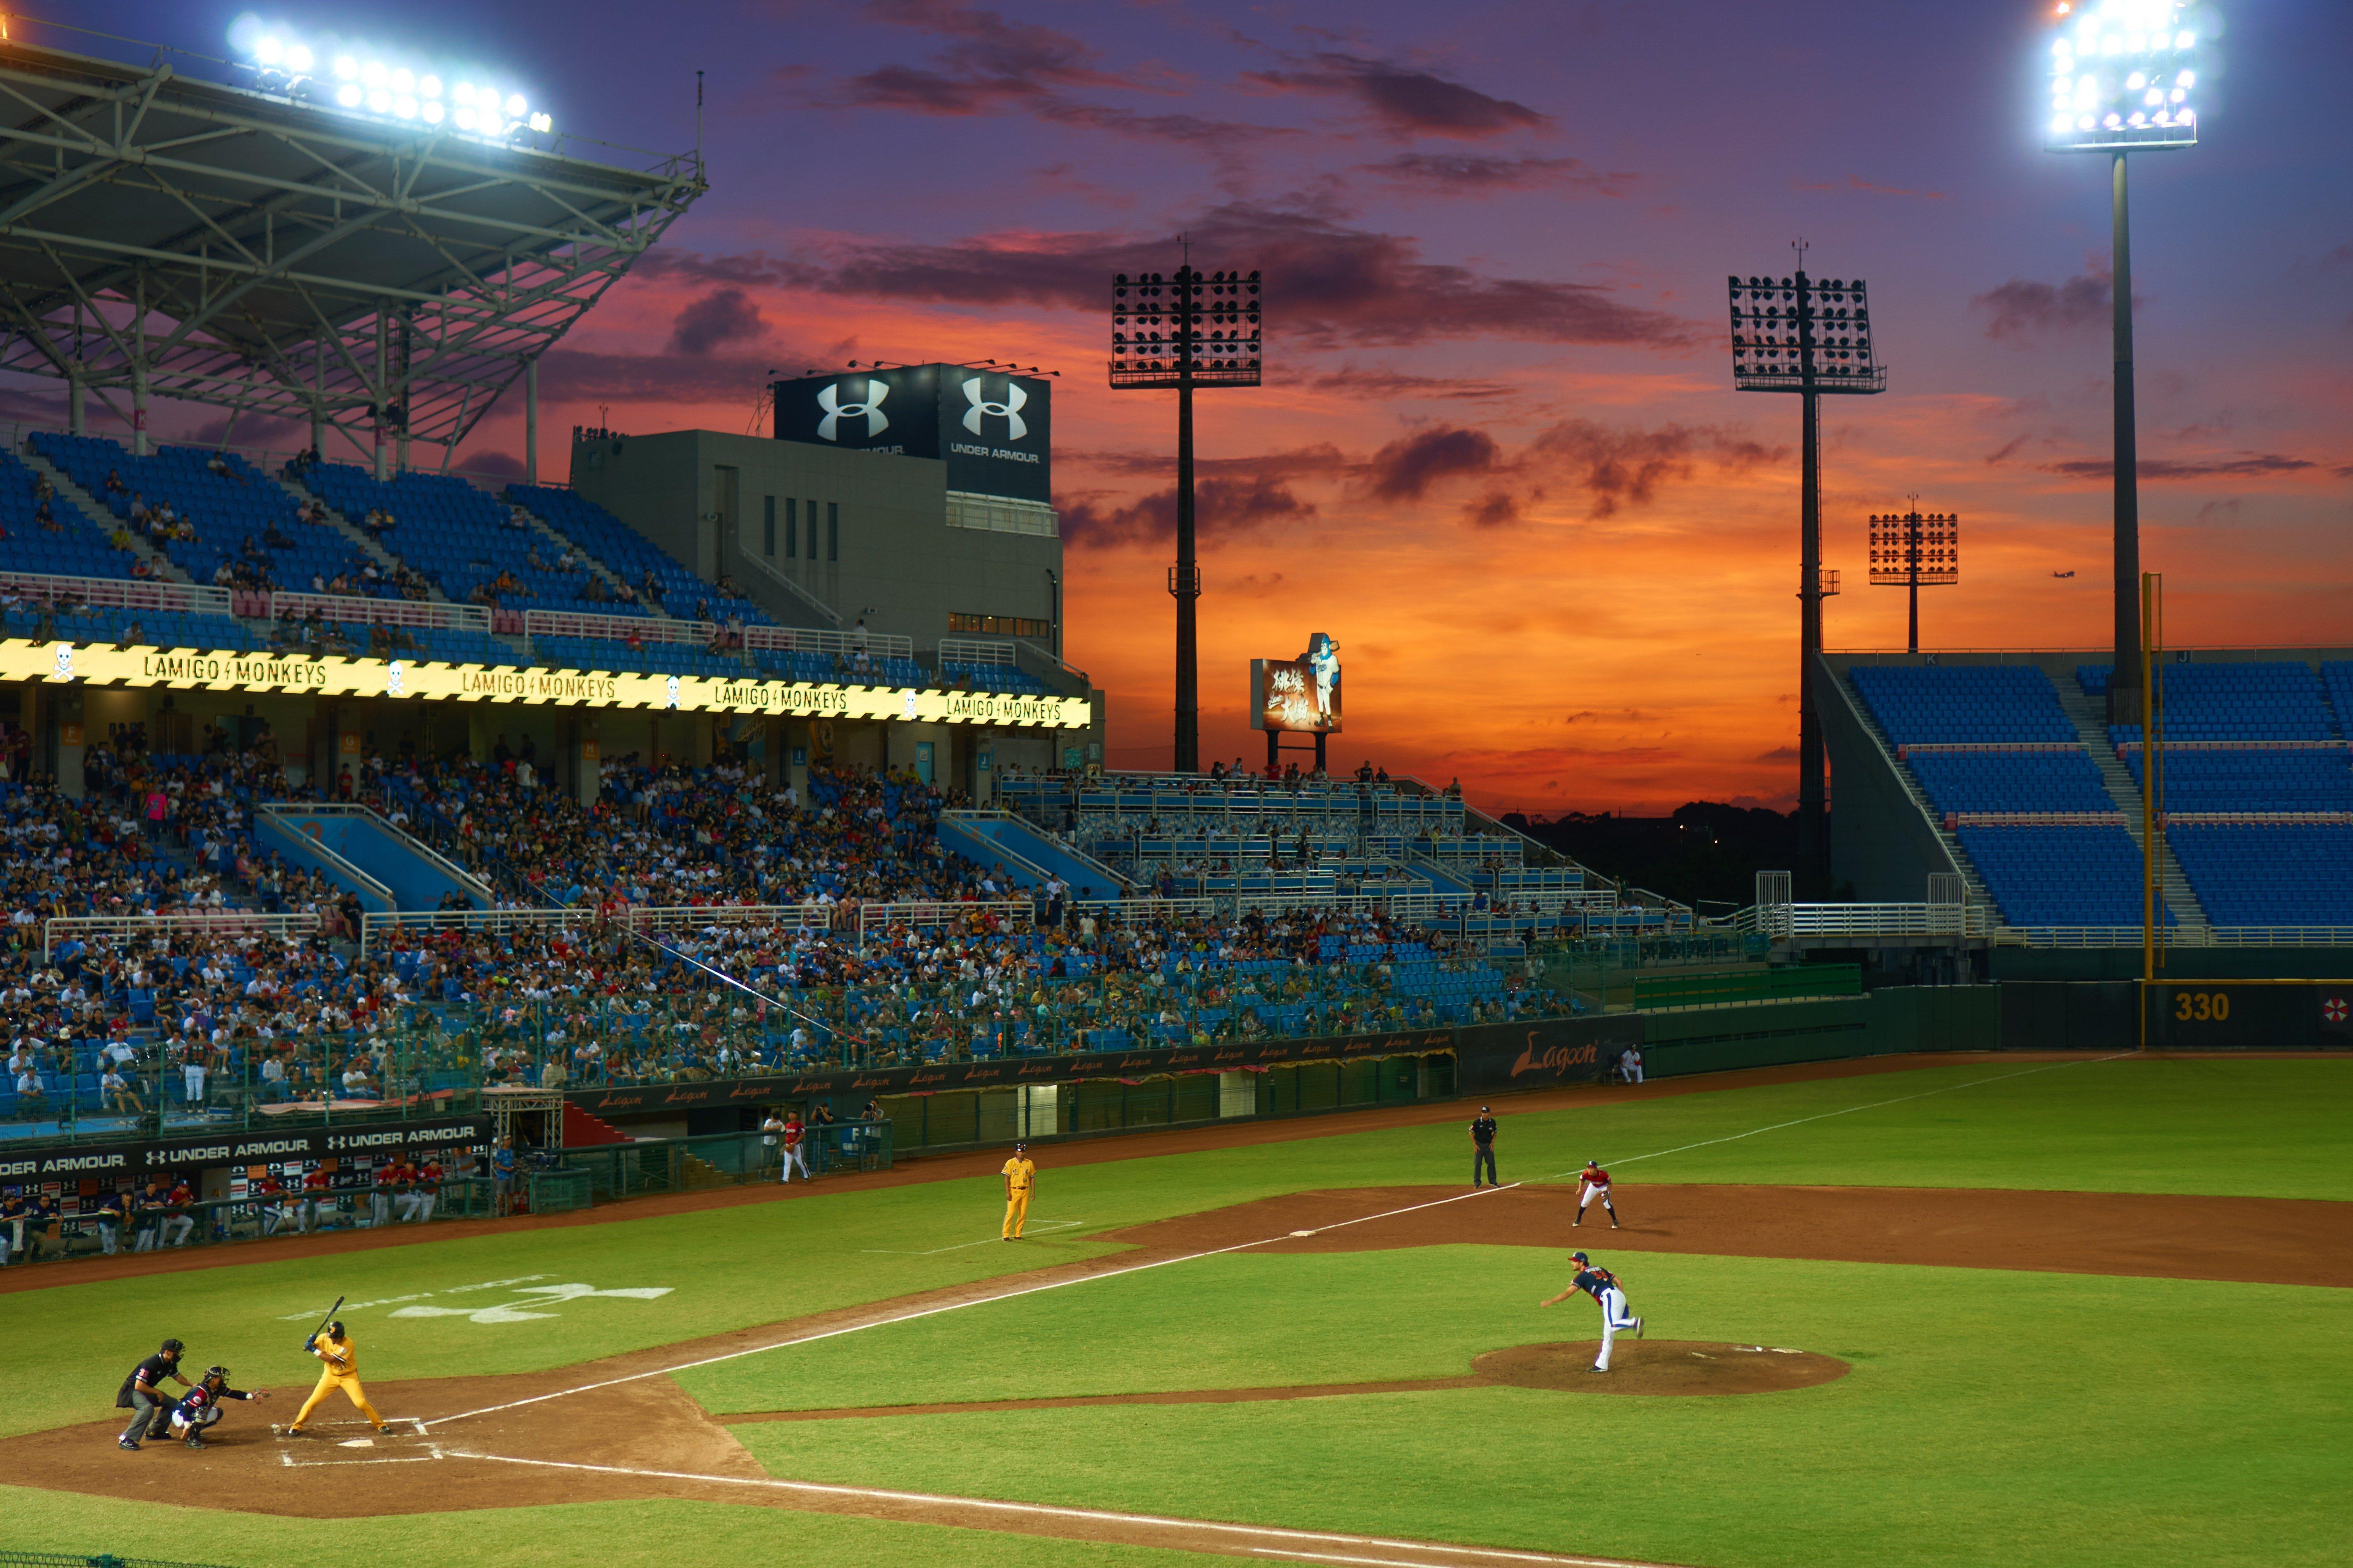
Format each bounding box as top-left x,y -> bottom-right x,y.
307,1295 -> 344,1344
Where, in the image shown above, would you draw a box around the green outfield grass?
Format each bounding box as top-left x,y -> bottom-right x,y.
6,1054 -> 2347,1568
721,1246 -> 2353,1568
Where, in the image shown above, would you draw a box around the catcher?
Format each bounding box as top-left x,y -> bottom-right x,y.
287,1320 -> 386,1435
165,1366 -> 270,1449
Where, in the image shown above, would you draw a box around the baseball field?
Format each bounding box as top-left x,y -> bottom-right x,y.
4,1050 -> 2347,1568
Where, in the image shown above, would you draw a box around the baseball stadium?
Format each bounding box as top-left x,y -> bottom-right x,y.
0,8 -> 2347,1568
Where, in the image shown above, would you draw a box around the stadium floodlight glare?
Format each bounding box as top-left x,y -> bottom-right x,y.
2044,0 -> 2206,151
2039,1 -> 2208,724
228,19 -> 550,139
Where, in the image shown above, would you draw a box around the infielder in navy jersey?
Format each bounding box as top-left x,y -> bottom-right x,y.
1540,1250 -> 1643,1372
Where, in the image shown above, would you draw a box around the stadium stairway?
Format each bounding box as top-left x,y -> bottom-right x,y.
561,1102 -> 632,1147
277,474 -> 448,599
18,445 -> 191,583
2055,677 -> 2211,935
1827,671 -> 1995,909
503,498 -> 674,621
258,802 -> 491,911
942,809 -> 1134,899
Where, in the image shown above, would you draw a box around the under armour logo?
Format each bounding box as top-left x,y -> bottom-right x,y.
386,659 -> 405,697
817,379 -> 889,441
961,377 -> 1027,442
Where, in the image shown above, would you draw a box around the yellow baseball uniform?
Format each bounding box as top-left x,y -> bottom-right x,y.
290,1330 -> 384,1432
1001,1153 -> 1035,1239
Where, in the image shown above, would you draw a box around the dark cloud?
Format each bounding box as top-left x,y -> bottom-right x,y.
1056,474 -> 1316,550
1307,367 -> 1519,401
1794,174 -> 1948,200
1462,490 -> 1521,528
1754,746 -> 1800,763
834,0 -> 1133,114
1067,444 -> 1353,481
1247,54 -> 1552,139
1362,154 -> 1634,196
670,288 -> 769,356
538,349 -> 781,406
1529,419 -> 1775,517
1972,266 -> 2111,341
1364,426 -> 1505,501
185,412 -> 309,449
2043,453 -> 2322,481
786,203 -> 1695,351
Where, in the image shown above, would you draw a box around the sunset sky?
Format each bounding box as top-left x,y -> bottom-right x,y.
49,2 -> 2353,813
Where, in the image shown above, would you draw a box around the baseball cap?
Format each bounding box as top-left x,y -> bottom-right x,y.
1570,1251 -> 1589,1265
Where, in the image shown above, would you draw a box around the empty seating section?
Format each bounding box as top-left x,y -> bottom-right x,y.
2082,661 -> 2339,743
0,447 -> 136,577
1849,664 -> 2076,744
33,434 -> 350,591
2166,825 -> 2353,927
507,483 -> 771,626
533,634 -> 748,681
1904,753 -> 2115,815
2123,749 -> 2353,813
1955,825 -> 2158,927
301,619 -> 514,665
2324,663 -> 2353,737
300,464 -> 600,612
942,661 -> 1051,696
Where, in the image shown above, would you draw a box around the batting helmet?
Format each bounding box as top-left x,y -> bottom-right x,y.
1570,1251 -> 1589,1265
327,1321 -> 346,1338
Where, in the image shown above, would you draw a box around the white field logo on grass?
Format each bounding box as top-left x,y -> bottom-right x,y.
274,1275 -> 561,1321
391,1283 -> 673,1325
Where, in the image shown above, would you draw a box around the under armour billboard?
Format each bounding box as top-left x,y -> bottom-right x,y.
771,364 -> 1052,503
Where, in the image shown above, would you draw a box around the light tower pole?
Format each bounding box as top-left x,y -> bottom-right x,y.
1870,503 -> 1960,654
1110,251 -> 1262,774
2041,0 -> 2204,722
1728,247 -> 1887,893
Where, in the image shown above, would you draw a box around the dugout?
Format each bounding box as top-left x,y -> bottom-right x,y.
877,1051 -> 1457,1155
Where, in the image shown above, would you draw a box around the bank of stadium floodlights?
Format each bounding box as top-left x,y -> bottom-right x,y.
1110,252 -> 1262,774
1869,504 -> 1959,655
1728,243 -> 1886,891
2041,0 -> 2206,723
0,19 -> 704,480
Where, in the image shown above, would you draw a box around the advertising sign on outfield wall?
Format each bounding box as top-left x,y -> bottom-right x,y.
2144,980 -> 2353,1052
563,1027 -> 1458,1116
0,1116 -> 494,1183
1453,1016 -> 1644,1092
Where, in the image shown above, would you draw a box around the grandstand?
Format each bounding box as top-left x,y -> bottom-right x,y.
1825,648 -> 2353,942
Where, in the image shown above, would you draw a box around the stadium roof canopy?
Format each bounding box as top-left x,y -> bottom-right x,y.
0,33 -> 704,462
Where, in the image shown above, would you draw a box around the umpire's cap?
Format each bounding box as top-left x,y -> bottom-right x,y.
1570,1251 -> 1589,1265
160,1338 -> 185,1354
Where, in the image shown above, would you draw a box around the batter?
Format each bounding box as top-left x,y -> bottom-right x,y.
287,1321 -> 386,1434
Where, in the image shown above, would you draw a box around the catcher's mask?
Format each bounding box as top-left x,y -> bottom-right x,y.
202,1366 -> 229,1389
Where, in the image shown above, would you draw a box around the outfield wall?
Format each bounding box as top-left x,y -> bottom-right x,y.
1641,986 -> 1998,1078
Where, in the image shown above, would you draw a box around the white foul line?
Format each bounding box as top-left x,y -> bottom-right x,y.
436,1448 -> 1662,1568
859,1218 -> 1088,1255
423,1183 -> 1521,1431
1547,1053 -> 2135,1181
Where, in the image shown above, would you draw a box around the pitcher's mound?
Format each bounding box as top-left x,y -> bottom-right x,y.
1474,1341 -> 1849,1397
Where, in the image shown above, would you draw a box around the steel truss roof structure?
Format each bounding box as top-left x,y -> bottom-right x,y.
0,35 -> 704,461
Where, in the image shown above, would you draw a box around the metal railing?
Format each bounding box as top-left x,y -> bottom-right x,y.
255,807 -> 395,910
269,591 -> 490,633
938,637 -> 1018,666
0,570 -> 232,617
524,608 -> 720,646
1731,903 -> 1993,939
263,800 -> 497,906
856,899 -> 1034,940
743,623 -> 916,659
43,910 -> 320,961
2006,925 -> 2353,948
362,902 -> 835,951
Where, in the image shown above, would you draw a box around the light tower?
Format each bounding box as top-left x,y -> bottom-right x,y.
1728,245 -> 1887,893
2041,0 -> 2206,722
1869,504 -> 1960,655
1110,251 -> 1263,774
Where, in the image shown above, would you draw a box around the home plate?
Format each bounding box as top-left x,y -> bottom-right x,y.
338,1439 -> 376,1448
1289,1229 -> 1315,1237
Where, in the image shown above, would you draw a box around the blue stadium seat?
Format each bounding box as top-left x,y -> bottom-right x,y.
1848,665 -> 2077,745
2167,825 -> 2353,926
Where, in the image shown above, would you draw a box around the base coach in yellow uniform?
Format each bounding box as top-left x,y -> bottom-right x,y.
1001,1142 -> 1035,1240
288,1320 -> 386,1435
